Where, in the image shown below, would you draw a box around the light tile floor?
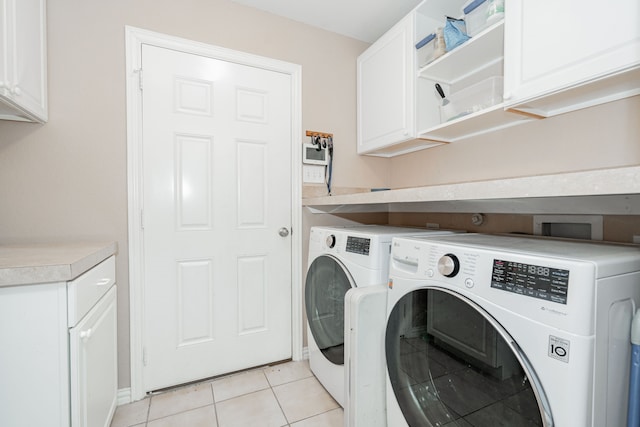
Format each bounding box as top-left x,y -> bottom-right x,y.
110,360 -> 344,427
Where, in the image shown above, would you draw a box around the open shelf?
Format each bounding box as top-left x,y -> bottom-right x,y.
413,19 -> 535,144
418,21 -> 505,85
417,103 -> 534,143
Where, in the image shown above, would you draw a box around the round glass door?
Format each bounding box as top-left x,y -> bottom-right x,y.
305,255 -> 354,365
385,288 -> 550,427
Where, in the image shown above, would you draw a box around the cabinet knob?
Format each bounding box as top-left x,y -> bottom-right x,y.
10,85 -> 21,96
80,328 -> 93,340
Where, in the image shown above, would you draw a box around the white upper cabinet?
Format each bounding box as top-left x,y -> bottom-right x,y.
357,0 -> 532,157
357,13 -> 423,156
357,0 -> 639,157
503,0 -> 640,117
0,0 -> 48,123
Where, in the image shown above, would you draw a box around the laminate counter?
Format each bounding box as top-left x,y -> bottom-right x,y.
303,166 -> 640,215
0,241 -> 118,287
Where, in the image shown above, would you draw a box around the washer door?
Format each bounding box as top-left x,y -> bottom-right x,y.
385,288 -> 552,427
305,255 -> 355,365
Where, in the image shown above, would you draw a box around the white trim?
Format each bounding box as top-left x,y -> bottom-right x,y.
125,26 -> 302,402
116,388 -> 132,406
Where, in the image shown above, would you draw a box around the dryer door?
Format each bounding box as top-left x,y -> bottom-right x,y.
385,288 -> 552,427
305,255 -> 355,365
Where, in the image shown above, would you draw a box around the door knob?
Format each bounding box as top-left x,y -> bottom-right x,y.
278,227 -> 290,237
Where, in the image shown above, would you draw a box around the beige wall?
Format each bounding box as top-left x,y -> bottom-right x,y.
0,0 -> 384,390
388,213 -> 640,244
389,96 -> 640,188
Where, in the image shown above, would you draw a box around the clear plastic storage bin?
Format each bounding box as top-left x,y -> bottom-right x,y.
463,0 -> 504,37
440,76 -> 503,123
416,33 -> 436,68
416,29 -> 446,68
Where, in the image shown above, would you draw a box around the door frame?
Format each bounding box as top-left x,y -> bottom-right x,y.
125,26 -> 303,402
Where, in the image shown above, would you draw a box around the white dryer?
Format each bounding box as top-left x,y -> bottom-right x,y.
385,233 -> 640,427
305,225 -> 458,409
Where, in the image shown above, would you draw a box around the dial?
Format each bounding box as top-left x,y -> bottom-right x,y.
325,234 -> 336,248
437,254 -> 460,277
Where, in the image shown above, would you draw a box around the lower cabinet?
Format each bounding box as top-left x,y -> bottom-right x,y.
70,286 -> 118,427
0,256 -> 117,427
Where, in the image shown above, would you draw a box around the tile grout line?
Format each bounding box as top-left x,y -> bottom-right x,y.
210,383 -> 221,427
124,361 -> 327,427
269,378 -> 292,426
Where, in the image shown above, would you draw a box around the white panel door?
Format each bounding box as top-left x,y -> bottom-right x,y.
141,44 -> 292,392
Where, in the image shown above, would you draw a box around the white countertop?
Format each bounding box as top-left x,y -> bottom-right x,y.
303,166 -> 640,214
0,242 -> 118,287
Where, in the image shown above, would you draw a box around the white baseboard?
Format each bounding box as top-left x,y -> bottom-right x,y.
117,388 -> 132,406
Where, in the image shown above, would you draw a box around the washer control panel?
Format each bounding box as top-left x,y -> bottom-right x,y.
437,254 -> 460,277
346,236 -> 371,256
388,233 -> 633,336
393,237 -> 574,307
491,259 -> 570,305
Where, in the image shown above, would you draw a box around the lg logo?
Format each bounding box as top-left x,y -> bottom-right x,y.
549,335 -> 570,363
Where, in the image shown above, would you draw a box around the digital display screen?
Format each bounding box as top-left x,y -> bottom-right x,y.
305,146 -> 326,161
491,259 -> 569,304
346,236 -> 370,256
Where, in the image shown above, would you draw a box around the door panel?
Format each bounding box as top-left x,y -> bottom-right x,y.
141,44 -> 292,392
305,255 -> 354,365
385,288 -> 548,426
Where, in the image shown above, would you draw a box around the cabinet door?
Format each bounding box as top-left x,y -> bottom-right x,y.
0,0 -> 47,122
69,286 -> 118,427
504,0 -> 640,116
357,13 -> 415,154
0,282 -> 70,427
0,0 -> 8,97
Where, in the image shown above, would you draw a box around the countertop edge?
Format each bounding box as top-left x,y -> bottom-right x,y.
0,242 -> 118,287
302,166 -> 640,207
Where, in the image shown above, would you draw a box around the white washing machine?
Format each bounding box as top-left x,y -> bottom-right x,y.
305,225 -> 459,409
385,233 -> 640,427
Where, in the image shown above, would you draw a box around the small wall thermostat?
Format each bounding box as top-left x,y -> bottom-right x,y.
303,143 -> 328,165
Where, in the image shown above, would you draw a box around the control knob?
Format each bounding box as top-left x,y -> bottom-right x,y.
326,234 -> 336,248
437,254 -> 460,277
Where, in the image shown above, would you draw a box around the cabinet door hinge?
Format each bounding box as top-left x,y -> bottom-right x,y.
137,68 -> 143,91
143,346 -> 148,366
140,209 -> 144,230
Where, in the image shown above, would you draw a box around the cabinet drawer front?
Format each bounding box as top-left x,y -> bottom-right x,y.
68,256 -> 115,326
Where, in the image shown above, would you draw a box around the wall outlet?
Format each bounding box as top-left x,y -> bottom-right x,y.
303,165 -> 325,184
